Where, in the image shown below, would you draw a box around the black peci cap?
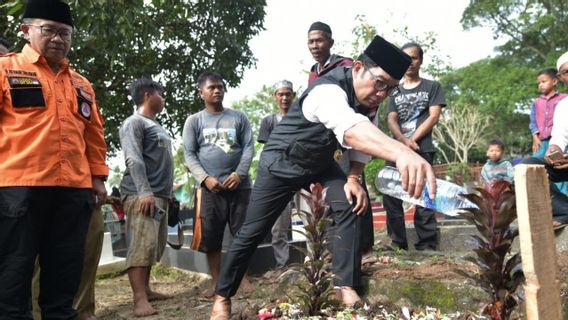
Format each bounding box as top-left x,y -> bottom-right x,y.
364,35 -> 411,80
23,0 -> 74,27
308,21 -> 332,36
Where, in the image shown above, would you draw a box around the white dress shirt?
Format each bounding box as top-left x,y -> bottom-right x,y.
302,84 -> 372,164
550,98 -> 568,151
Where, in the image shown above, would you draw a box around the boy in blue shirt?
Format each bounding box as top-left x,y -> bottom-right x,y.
481,140 -> 514,186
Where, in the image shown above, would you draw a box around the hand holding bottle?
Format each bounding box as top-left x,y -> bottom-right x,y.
376,166 -> 477,216
394,149 -> 437,199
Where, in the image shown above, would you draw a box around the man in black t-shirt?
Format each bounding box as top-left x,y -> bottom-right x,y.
385,42 -> 446,251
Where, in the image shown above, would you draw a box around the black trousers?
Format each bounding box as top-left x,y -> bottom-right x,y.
335,155 -> 374,253
522,157 -> 568,223
383,152 -> 437,250
0,187 -> 93,320
359,173 -> 374,252
215,162 -> 363,297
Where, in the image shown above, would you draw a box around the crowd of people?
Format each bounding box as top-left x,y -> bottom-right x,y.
1,1 -> 568,320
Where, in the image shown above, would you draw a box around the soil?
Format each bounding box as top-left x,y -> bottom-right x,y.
92,248 -> 568,319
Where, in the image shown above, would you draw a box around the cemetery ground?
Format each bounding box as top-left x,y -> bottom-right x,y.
93,230 -> 568,320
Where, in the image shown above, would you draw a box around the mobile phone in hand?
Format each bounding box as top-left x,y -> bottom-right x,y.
548,150 -> 565,162
154,207 -> 165,221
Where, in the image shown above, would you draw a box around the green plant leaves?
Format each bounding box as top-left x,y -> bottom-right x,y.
290,183 -> 337,316
456,181 -> 523,319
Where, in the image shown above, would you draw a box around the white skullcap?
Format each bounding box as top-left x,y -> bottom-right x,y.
557,51 -> 568,70
273,80 -> 293,92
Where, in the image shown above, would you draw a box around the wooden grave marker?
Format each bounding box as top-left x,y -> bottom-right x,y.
515,164 -> 562,319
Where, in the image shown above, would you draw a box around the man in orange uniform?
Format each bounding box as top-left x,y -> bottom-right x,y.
0,1 -> 108,319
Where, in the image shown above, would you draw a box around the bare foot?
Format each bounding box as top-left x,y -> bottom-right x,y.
146,290 -> 171,301
340,286 -> 362,307
133,298 -> 158,317
202,287 -> 215,298
553,220 -> 568,230
210,294 -> 231,320
361,251 -> 378,265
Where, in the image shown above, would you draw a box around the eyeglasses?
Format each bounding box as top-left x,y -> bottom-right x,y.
27,24 -> 72,41
366,68 -> 400,96
558,69 -> 568,76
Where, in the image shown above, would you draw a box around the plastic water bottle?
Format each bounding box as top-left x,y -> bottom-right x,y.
375,166 -> 477,216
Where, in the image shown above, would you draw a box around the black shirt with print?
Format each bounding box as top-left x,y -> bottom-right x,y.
387,78 -> 446,153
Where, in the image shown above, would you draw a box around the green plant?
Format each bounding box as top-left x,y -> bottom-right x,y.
364,158 -> 385,196
291,183 -> 339,316
446,162 -> 472,185
456,181 -> 524,320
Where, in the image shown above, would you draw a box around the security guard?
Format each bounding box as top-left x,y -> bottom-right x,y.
0,1 -> 108,319
210,35 -> 438,319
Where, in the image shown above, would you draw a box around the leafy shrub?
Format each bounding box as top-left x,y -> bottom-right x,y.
446,162 -> 472,185
456,181 -> 524,320
291,183 -> 339,316
364,158 -> 385,196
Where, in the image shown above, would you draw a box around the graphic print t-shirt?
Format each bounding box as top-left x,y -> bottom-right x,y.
387,78 -> 446,153
183,108 -> 253,189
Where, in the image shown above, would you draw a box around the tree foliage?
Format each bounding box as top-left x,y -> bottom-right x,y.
231,85 -> 277,136
351,15 -> 452,80
440,57 -> 534,158
0,0 -> 266,154
433,104 -> 492,164
461,0 -> 568,66
449,0 -> 568,159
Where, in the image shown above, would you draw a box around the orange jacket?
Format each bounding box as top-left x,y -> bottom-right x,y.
0,44 -> 108,188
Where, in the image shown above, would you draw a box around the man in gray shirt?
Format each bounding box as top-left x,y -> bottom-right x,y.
183,71 -> 254,298
119,79 -> 173,317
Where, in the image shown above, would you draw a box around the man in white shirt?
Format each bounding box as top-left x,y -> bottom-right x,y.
209,35 -> 438,319
523,51 -> 568,229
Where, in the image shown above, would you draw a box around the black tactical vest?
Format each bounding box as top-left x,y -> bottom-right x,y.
261,66 -> 372,179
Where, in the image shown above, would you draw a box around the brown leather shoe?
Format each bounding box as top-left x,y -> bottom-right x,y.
210,294 -> 231,320
340,286 -> 362,307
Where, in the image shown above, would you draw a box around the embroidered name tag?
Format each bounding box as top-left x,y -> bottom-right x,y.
8,77 -> 41,88
8,77 -> 45,108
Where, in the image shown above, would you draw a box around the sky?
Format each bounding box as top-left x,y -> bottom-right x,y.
224,0 -> 501,105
